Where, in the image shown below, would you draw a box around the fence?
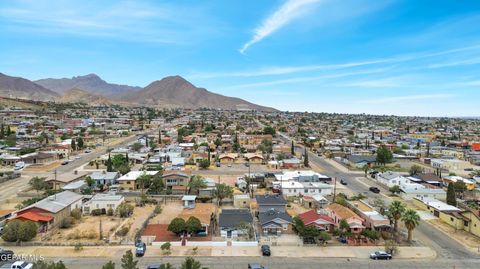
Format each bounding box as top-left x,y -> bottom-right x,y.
231,241 -> 258,247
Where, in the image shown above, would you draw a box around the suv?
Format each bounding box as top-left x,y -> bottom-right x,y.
261,245 -> 271,256
369,187 -> 380,193
248,264 -> 268,269
370,251 -> 392,260
135,242 -> 146,257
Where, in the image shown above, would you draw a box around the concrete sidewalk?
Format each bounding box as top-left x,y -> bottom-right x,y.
7,245 -> 436,260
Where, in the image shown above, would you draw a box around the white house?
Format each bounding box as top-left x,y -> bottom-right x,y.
399,182 -> 446,200
274,181 -> 333,197
82,193 -> 125,214
375,172 -> 410,188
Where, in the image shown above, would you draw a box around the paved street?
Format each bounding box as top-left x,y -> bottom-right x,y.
43,256 -> 480,269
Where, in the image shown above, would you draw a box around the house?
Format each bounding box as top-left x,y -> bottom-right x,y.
258,209 -> 293,235
178,203 -> 214,235
82,193 -> 124,214
219,209 -> 253,238
255,194 -> 287,213
219,153 -> 237,164
198,178 -> 216,198
347,200 -> 390,230
234,194 -> 251,208
399,181 -> 446,200
280,158 -> 303,169
12,191 -> 83,232
375,172 -> 409,188
326,203 -> 365,235
301,194 -> 329,209
46,170 -> 89,191
61,180 -> 87,193
274,170 -> 331,183
21,152 -> 57,165
297,210 -> 335,232
117,171 -> 159,191
344,155 -> 377,168
273,181 -> 333,197
163,170 -> 189,189
89,171 -> 120,186
244,153 -> 264,164
182,195 -> 196,208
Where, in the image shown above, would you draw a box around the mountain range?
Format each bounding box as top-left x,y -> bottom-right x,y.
0,72 -> 276,111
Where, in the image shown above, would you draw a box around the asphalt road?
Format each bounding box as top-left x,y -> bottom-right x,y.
278,132 -> 478,260
32,256 -> 480,269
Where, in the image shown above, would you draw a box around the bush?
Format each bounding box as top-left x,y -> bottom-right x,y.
154,205 -> 162,215
115,226 -> 129,237
71,208 -> 82,220
91,208 -> 106,216
161,242 -> 171,255
1,220 -> 37,242
59,217 -> 74,229
107,208 -> 114,216
74,242 -> 83,252
116,203 -> 134,218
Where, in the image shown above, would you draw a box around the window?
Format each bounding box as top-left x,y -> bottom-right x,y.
450,217 -> 454,222
282,224 -> 288,230
464,221 -> 469,227
304,189 -> 308,193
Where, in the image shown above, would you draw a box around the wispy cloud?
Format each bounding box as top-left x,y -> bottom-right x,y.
359,94 -> 455,104
239,0 -> 323,54
0,1 -> 216,44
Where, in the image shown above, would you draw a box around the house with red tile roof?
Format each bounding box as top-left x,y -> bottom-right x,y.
297,210 -> 335,232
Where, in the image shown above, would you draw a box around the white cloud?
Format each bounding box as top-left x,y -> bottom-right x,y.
239,0 -> 323,54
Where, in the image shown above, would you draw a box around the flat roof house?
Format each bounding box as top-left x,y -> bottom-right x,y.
117,171 -> 159,191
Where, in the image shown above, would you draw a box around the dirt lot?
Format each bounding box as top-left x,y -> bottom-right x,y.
428,219 -> 480,251
150,202 -> 183,224
125,204 -> 156,239
46,215 -> 124,242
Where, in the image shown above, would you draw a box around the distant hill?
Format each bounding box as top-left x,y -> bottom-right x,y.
35,74 -> 142,98
0,73 -> 59,101
121,75 -> 277,111
58,88 -> 111,105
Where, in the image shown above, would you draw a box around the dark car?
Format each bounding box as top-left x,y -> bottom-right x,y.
0,248 -> 15,261
261,245 -> 271,256
340,179 -> 347,185
369,187 -> 380,193
61,161 -> 69,165
370,251 -> 392,260
248,264 -> 268,269
135,242 -> 146,257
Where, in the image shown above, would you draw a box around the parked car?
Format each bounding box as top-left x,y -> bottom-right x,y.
84,149 -> 92,153
0,248 -> 14,261
9,261 -> 33,269
216,162 -> 221,167
369,187 -> 380,193
135,242 -> 146,257
340,179 -> 347,185
248,264 -> 268,269
370,251 -> 392,260
61,161 -> 69,165
261,245 -> 271,256
227,164 -> 232,167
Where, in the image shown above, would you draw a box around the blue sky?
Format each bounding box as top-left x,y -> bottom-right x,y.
1,0 -> 480,116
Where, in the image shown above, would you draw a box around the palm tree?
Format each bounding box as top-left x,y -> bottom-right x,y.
388,201 -> 406,232
402,209 -> 421,243
188,175 -> 207,195
180,257 -> 204,269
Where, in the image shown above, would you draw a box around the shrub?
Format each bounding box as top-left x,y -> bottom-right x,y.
71,208 -> 82,220
107,208 -> 114,216
74,242 -> 83,252
91,209 -> 106,216
154,205 -> 162,215
115,226 -> 129,237
1,220 -> 37,242
161,242 -> 171,255
59,217 -> 74,229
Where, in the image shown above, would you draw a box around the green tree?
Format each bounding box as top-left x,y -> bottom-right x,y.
77,137 -> 84,149
388,201 -> 406,232
339,219 -> 350,236
389,185 -> 401,195
29,176 -> 48,195
180,257 -> 204,269
136,172 -> 152,194
121,250 -> 138,269
291,140 -> 295,155
32,260 -> 67,269
168,217 -> 186,235
116,202 -> 134,218
409,165 -> 423,176
376,146 -> 393,165
263,126 -> 276,136
185,216 -> 202,234
188,176 -> 207,195
161,242 -> 172,255
102,261 -> 115,269
106,154 -> 113,172
446,183 -> 457,206
198,159 -> 210,169
131,142 -> 143,152
71,139 -> 76,151
402,209 -> 421,242
214,183 -> 233,205
148,174 -> 165,194
303,148 -> 309,167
